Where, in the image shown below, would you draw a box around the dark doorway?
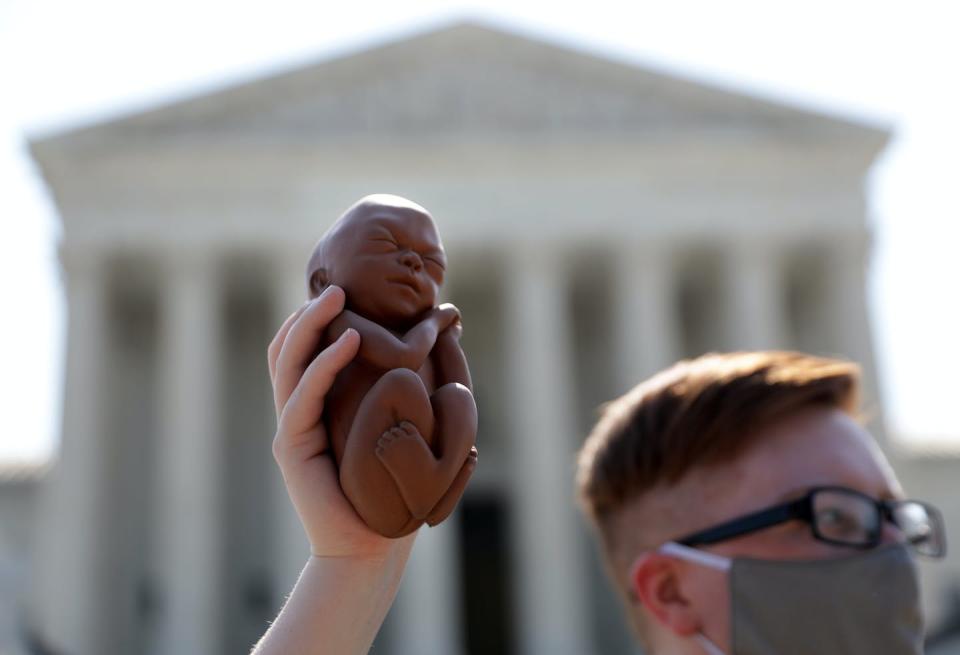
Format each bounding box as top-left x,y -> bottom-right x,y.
458,494 -> 516,655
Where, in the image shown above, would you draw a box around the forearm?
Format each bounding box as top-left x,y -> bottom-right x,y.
252,542 -> 415,655
433,329 -> 472,390
397,321 -> 440,369
331,311 -> 436,371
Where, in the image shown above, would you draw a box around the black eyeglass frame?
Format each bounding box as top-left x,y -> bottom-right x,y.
675,485 -> 946,557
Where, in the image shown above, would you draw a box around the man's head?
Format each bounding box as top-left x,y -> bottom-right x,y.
576,351 -> 907,653
307,194 -> 447,331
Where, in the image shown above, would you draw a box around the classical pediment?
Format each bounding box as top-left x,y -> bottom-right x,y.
34,21 -> 887,155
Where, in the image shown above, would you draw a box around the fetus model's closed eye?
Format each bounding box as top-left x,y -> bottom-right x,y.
306,194 -> 478,538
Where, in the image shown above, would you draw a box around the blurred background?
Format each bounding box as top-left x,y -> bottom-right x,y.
1,2 -> 959,654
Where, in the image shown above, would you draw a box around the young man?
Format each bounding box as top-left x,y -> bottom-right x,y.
255,287 -> 945,654
576,350 -> 945,654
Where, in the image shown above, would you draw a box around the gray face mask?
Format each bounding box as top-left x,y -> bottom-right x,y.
659,541 -> 925,655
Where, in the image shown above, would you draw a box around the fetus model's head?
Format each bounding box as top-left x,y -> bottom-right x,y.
307,194 -> 448,331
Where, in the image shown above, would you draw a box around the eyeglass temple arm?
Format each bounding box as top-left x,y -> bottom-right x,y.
677,499 -> 810,547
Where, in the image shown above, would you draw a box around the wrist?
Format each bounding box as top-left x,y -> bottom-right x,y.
309,530 -> 417,563
305,535 -> 417,593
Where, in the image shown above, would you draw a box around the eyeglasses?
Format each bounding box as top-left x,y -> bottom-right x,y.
675,486 -> 947,558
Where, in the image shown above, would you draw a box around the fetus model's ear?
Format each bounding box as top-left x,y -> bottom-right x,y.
308,268 -> 329,299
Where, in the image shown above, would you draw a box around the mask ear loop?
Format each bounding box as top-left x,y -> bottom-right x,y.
659,542 -> 732,572
627,542 -> 732,598
629,543 -> 733,655
661,543 -> 732,655
694,633 -> 727,655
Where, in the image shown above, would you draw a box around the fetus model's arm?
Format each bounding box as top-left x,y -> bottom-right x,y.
431,321 -> 472,391
327,304 -> 460,372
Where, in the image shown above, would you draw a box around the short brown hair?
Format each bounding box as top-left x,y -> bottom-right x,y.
577,351 -> 861,535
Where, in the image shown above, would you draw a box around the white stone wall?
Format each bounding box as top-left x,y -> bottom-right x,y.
0,468 -> 43,655
893,451 -> 960,638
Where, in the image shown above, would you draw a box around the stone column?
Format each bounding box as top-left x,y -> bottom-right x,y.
825,236 -> 875,368
157,251 -> 222,655
724,240 -> 788,351
267,254 -> 311,602
613,243 -> 680,392
31,249 -> 108,655
393,520 -> 464,655
390,266 -> 466,655
825,235 -> 886,437
504,247 -> 590,655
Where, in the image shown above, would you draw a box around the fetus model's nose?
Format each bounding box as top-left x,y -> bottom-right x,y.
400,250 -> 423,272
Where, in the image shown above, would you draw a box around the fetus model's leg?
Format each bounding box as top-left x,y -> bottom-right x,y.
375,381 -> 478,520
425,447 -> 478,527
422,381 -> 478,526
339,368 -> 435,535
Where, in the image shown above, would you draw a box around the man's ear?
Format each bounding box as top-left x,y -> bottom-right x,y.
308,268 -> 328,299
630,553 -> 701,637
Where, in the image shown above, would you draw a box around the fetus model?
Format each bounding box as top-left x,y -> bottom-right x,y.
306,194 -> 478,537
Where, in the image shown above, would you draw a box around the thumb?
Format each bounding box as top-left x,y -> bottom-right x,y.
277,328 -> 361,448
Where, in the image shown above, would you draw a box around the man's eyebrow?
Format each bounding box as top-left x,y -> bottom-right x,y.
772,486 -> 813,504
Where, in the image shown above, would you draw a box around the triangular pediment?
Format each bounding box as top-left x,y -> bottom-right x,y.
34,21 -> 887,153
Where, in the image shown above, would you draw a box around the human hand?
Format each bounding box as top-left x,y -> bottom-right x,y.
268,285 -> 416,559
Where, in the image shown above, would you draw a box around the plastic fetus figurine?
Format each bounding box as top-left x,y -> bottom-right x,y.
306,194 -> 479,538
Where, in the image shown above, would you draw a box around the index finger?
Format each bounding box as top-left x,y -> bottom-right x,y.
268,302 -> 310,385
274,285 -> 346,415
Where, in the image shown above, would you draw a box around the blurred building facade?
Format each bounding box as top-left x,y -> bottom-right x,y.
897,444 -> 960,652
21,21 -> 960,655
0,464 -> 44,655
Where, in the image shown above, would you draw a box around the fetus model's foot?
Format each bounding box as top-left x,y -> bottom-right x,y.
375,421 -> 432,472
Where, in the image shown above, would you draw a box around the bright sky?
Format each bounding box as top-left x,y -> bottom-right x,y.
1,0 -> 958,463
